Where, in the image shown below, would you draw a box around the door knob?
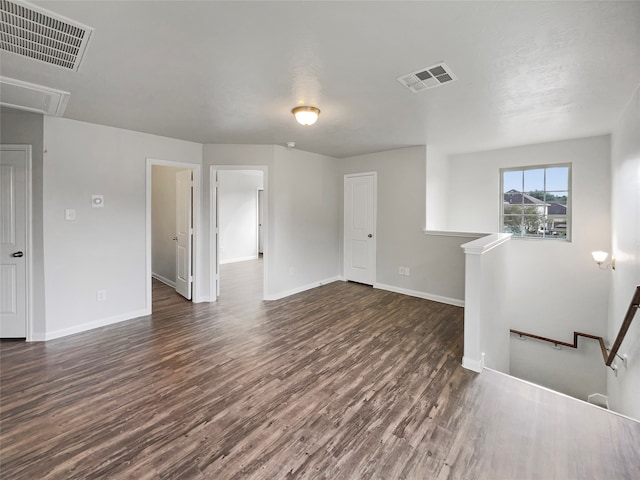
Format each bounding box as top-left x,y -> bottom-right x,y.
368,234 -> 373,238
172,236 -> 178,241
12,251 -> 24,258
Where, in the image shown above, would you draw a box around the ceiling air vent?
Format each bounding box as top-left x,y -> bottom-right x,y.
397,62 -> 457,93
0,76 -> 70,116
0,0 -> 93,71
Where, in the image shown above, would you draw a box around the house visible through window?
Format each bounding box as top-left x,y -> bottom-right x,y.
501,164 -> 571,240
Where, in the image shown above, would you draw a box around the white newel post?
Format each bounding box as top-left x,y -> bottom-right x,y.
461,233 -> 512,373
462,250 -> 483,372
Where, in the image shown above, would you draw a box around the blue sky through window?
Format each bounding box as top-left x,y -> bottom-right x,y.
503,166 -> 569,193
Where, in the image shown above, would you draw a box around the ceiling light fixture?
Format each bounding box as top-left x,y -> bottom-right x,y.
292,106 -> 320,126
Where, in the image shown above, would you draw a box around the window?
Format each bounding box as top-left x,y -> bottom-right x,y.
501,164 -> 571,240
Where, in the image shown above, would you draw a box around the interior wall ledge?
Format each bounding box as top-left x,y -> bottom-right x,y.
461,232 -> 512,255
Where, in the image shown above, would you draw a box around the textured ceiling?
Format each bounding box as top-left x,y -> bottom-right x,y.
1,1 -> 639,158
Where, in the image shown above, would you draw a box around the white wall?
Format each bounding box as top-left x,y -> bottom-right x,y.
341,146 -> 476,304
608,84 -> 640,420
204,144 -> 341,299
152,165 -> 187,285
271,147 -> 341,295
0,108 -> 46,337
218,170 -> 263,263
447,135 -> 611,400
425,144 -> 450,231
43,117 -> 203,338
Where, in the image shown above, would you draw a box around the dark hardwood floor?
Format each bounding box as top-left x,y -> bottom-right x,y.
1,260 -> 639,479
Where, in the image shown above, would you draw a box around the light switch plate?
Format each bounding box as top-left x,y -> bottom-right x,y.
65,208 -> 76,220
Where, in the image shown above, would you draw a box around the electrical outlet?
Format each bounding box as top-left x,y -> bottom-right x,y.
399,266 -> 405,275
65,209 -> 76,221
96,289 -> 107,302
405,267 -> 410,276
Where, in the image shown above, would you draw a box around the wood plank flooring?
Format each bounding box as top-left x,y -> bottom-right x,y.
1,260 -> 640,479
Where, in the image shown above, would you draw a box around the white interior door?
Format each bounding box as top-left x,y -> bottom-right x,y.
0,145 -> 29,338
258,189 -> 264,254
344,173 -> 376,285
175,169 -> 193,299
214,170 -> 220,297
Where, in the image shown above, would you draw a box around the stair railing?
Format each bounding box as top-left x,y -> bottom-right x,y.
510,285 -> 640,371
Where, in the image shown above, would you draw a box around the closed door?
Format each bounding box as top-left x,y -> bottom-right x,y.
175,169 -> 193,299
0,145 -> 29,338
344,173 -> 376,285
258,189 -> 264,254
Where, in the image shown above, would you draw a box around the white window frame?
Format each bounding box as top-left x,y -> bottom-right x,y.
500,163 -> 572,241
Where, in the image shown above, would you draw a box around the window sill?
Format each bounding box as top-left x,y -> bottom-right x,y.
509,235 -> 571,242
423,229 -> 487,238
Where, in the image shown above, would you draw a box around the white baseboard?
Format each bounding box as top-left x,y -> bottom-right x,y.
373,283 -> 464,307
220,255 -> 257,265
30,331 -> 47,341
152,272 -> 176,288
265,275 -> 343,301
40,308 -> 150,341
193,295 -> 214,303
462,354 -> 484,373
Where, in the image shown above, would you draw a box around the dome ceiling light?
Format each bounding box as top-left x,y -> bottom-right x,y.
292,106 -> 320,126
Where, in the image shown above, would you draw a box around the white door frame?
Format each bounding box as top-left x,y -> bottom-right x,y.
210,165 -> 268,300
0,145 -> 33,340
343,171 -> 377,285
146,158 -> 204,313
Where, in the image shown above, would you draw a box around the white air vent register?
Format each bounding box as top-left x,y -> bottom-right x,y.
397,62 -> 457,93
0,0 -> 93,71
0,76 -> 70,116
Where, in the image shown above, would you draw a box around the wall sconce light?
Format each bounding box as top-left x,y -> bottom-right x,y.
592,251 -> 616,270
292,106 -> 320,126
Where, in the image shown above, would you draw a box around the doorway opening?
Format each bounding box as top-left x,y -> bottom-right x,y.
146,159 -> 201,312
211,166 -> 268,302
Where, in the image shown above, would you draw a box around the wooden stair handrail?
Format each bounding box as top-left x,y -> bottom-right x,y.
606,285 -> 640,366
510,329 -> 609,364
510,285 -> 640,370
